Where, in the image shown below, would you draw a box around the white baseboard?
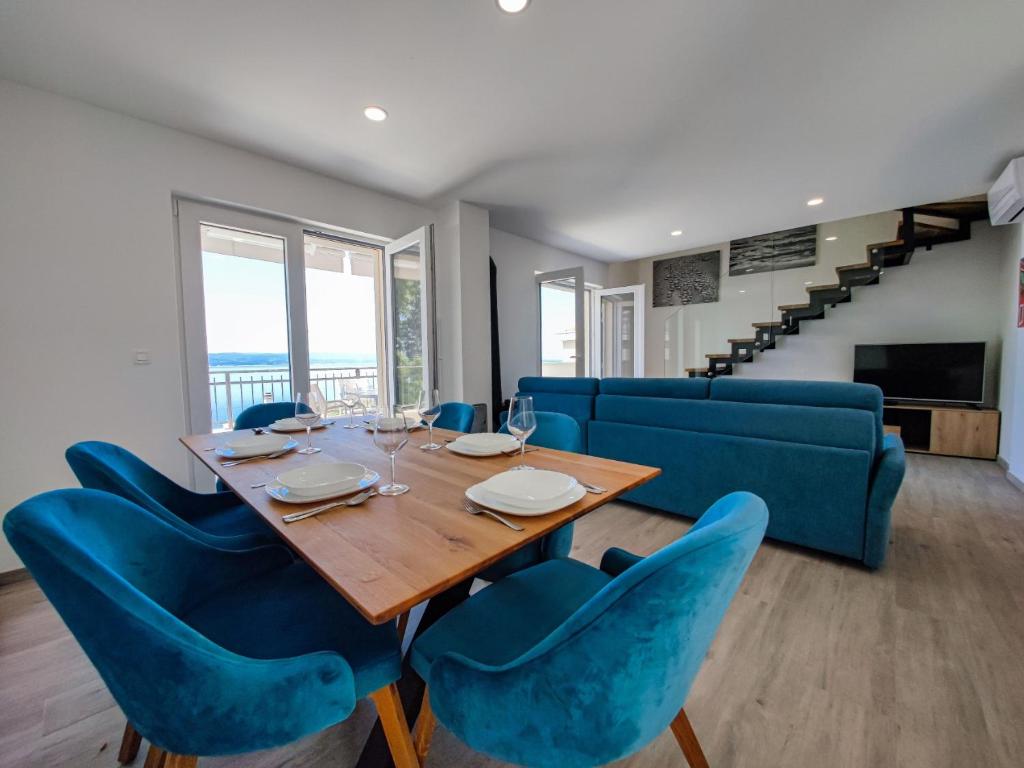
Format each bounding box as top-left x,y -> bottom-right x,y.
1007,469 -> 1024,494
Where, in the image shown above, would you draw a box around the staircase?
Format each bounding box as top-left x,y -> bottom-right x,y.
685,198 -> 990,378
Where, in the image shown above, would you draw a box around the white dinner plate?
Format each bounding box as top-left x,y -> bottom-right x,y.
445,441 -> 520,457
465,482 -> 586,516
481,469 -> 578,506
269,417 -> 326,433
276,462 -> 369,498
216,433 -> 295,458
265,469 -> 380,504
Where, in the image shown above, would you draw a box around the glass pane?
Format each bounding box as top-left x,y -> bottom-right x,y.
201,224 -> 289,431
304,234 -> 383,419
599,291 -> 636,377
391,242 -> 424,409
540,277 -> 577,377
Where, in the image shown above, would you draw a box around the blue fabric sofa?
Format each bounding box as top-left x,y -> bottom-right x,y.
513,376 -> 904,568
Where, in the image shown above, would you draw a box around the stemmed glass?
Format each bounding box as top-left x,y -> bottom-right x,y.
506,394 -> 537,470
340,381 -> 360,429
417,388 -> 443,451
373,408 -> 410,495
295,390 -> 325,455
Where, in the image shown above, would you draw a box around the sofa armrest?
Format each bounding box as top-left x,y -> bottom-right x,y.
600,547 -> 644,576
863,434 -> 905,569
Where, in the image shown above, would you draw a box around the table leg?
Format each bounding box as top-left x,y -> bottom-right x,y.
354,578 -> 474,768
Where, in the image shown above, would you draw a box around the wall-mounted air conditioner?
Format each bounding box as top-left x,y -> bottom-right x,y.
988,157 -> 1024,225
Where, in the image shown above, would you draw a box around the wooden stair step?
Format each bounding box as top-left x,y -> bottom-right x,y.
685,367 -> 709,374
728,337 -> 757,344
836,261 -> 872,272
752,321 -> 783,328
706,353 -> 734,360
807,283 -> 841,292
778,303 -> 810,311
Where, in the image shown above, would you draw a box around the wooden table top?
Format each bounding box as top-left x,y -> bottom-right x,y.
181,425 -> 660,625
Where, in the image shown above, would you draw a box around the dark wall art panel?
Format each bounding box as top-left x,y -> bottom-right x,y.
652,250 -> 721,307
729,225 -> 817,276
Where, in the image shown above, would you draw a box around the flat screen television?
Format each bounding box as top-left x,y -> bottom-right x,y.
853,342 -> 986,404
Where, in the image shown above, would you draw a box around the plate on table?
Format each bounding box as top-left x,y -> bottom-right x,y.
269,417 -> 326,433
482,469 -> 578,506
445,433 -> 519,457
266,469 -> 380,504
216,433 -> 296,458
276,462 -> 370,499
465,482 -> 586,517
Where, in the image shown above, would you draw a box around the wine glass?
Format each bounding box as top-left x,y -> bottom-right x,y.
295,390 -> 324,455
418,388 -> 443,451
506,394 -> 537,470
373,408 -> 410,495
340,381 -> 360,429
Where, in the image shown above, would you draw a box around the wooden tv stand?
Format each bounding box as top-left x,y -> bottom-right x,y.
882,403 -> 1000,460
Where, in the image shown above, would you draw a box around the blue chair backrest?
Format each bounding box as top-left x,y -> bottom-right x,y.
234,401 -> 305,430
427,491 -> 767,767
499,411 -> 583,453
2,489 -> 356,755
434,402 -> 474,432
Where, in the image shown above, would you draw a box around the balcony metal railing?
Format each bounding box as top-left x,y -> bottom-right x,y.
209,366 -> 380,430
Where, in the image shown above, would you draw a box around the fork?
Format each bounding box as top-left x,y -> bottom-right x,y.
463,499 -> 524,531
282,489 -> 377,523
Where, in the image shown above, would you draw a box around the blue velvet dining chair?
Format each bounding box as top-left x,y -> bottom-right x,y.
232,401 -> 304,431
486,411 -> 583,580
65,441 -> 276,550
433,401 -> 475,433
409,491 -> 769,768
2,489 -> 420,768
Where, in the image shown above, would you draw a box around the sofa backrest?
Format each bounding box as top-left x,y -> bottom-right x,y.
516,377 -> 599,442
599,377 -> 710,399
709,379 -> 884,458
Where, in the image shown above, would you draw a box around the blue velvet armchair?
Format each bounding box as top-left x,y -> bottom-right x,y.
434,401 -> 475,433
65,441 -> 276,550
485,411 -> 583,580
2,489 -> 420,768
410,491 -> 769,768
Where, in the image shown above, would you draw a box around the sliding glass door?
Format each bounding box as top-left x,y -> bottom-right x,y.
536,267 -> 586,377
592,285 -> 645,378
177,201 -> 431,434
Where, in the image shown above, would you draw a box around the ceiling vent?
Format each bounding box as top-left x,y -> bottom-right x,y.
988,157 -> 1024,225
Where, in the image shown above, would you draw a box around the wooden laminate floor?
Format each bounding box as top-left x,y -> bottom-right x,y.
1,454 -> 1022,768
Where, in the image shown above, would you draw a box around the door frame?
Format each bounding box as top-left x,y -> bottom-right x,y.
535,267 -> 586,377
592,284 -> 645,378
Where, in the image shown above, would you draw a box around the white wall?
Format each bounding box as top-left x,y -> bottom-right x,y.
490,229 -> 608,398
998,222 -> 1024,483
620,213 -> 1008,407
0,80 -> 437,573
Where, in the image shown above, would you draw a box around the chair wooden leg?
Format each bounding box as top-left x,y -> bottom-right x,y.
369,683 -> 421,768
142,746 -> 167,768
396,611 -> 410,645
670,708 -> 710,768
118,722 -> 143,764
162,755 -> 197,768
412,689 -> 437,763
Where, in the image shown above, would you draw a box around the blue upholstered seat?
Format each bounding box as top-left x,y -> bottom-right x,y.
233,401 -> 304,431
65,441 -> 275,550
483,411 -> 582,580
2,489 -> 411,762
434,401 -> 474,433
411,491 -> 768,768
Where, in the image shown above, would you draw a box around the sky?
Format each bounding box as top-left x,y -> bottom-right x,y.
540,283 -> 576,362
202,251 -> 378,360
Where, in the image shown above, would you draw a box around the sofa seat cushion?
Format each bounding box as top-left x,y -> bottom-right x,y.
182,561 -> 401,699
411,558 -> 611,680
596,394 -> 877,455
588,421 -> 871,560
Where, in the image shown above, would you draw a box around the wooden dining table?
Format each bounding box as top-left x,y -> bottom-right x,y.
181,422 -> 660,767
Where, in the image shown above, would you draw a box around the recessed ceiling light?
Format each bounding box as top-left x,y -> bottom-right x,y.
363,106 -> 388,122
807,197 -> 824,206
825,236 -> 838,241
670,230 -> 683,237
497,0 -> 530,13
738,290 -> 747,294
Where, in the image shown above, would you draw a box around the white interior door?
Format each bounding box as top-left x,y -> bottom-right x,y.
384,226 -> 436,411
592,284 -> 645,378
536,267 -> 585,377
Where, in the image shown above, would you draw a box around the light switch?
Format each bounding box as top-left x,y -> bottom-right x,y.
134,349 -> 151,365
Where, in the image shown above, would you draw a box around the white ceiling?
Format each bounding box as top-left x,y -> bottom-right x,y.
2,0 -> 1022,261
